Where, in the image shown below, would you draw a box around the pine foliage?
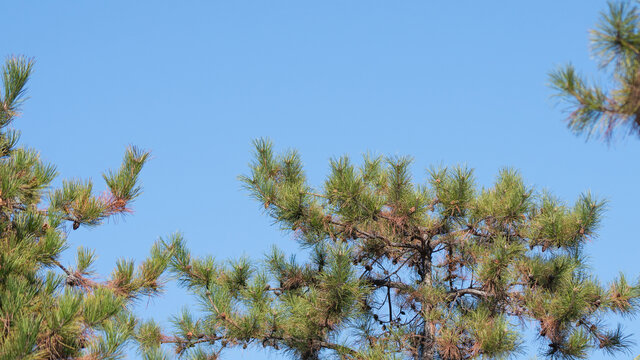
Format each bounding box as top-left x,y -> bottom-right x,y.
550,0 -> 640,141
0,56 -> 178,359
156,139 -> 639,360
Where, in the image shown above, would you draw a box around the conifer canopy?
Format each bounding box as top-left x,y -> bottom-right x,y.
156,139 -> 639,360
0,56 -> 179,359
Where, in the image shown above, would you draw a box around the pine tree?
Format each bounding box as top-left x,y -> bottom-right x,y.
155,139 -> 640,360
550,0 -> 640,142
0,56 -> 179,359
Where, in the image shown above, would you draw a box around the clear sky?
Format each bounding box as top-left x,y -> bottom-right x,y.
4,1 -> 639,359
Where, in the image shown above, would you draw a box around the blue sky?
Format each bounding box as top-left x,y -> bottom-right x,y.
4,1 -> 639,359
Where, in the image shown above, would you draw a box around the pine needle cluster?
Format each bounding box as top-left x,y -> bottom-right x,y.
154,139 -> 639,360
0,56 -> 178,359
550,0 -> 640,141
